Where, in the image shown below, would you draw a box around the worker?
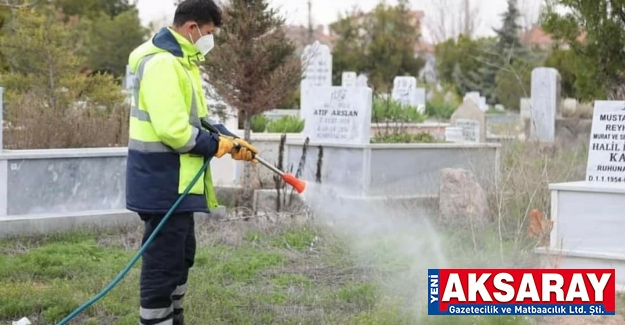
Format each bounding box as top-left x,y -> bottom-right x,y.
124,1 -> 258,324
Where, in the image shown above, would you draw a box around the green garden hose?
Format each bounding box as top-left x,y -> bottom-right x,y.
55,159 -> 211,325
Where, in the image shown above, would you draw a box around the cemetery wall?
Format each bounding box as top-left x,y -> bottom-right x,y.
0,148 -> 127,216
367,144 -> 499,196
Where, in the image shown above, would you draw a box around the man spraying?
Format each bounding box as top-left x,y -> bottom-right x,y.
125,1 -> 257,324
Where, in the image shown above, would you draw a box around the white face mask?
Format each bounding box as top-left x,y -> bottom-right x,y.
190,26 -> 214,56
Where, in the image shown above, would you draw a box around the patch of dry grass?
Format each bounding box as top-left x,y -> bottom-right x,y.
0,216 -> 537,325
3,92 -> 129,149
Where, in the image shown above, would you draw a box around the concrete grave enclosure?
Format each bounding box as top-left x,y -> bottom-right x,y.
534,100 -> 625,292
0,138 -> 501,237
285,141 -> 500,198
535,182 -> 625,290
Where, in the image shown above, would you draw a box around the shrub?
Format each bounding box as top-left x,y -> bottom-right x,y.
3,92 -> 129,149
266,115 -> 305,133
251,114 -> 269,133
0,7 -> 131,149
372,96 -> 427,123
423,83 -> 461,120
425,100 -> 456,120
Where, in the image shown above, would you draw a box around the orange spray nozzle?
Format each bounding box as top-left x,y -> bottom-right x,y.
283,173 -> 306,194
251,155 -> 307,194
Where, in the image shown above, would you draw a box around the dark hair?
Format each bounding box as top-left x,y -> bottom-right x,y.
173,0 -> 222,28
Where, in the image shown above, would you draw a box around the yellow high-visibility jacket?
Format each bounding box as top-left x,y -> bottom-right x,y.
125,27 -> 227,214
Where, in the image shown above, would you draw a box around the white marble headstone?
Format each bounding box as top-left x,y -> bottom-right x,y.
479,97 -> 487,112
530,67 -> 561,142
464,92 -> 487,112
586,101 -> 625,186
124,65 -> 134,91
301,41 -> 333,88
455,119 -> 481,142
520,98 -> 531,120
464,92 -> 480,104
301,86 -> 373,145
356,74 -> 368,88
450,98 -> 486,143
342,72 -> 357,87
391,76 -> 420,110
0,86 -> 3,151
415,88 -> 426,114
393,76 -> 417,90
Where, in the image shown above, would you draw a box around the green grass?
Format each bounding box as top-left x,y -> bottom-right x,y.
0,220 -> 539,325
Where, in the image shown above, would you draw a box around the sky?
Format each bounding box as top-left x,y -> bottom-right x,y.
135,0 -> 543,43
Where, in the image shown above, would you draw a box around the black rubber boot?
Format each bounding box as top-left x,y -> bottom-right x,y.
173,310 -> 184,325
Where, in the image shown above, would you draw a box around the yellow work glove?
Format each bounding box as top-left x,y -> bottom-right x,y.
215,136 -> 236,158
230,138 -> 259,162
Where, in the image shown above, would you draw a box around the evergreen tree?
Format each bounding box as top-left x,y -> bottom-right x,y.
203,0 -> 301,202
54,0 -> 134,19
330,0 -> 425,92
0,0 -> 148,77
494,0 -> 524,59
75,8 -> 149,77
490,0 -> 526,105
0,7 -> 10,72
0,7 -> 127,147
56,0 -> 149,77
475,42 -> 499,104
436,35 -> 498,104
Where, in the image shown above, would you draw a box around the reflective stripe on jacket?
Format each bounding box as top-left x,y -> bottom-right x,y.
125,27 -> 220,214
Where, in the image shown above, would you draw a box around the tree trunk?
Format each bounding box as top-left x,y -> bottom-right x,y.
242,111 -> 253,210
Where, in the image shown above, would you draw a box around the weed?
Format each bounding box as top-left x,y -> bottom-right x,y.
266,115 -> 305,133
372,96 -> 427,124
251,114 -> 269,132
426,100 -> 457,120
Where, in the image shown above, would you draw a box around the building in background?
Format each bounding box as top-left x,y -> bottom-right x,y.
520,24 -> 587,50
283,24 -> 334,54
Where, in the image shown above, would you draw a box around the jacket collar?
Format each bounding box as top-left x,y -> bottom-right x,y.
152,27 -> 205,65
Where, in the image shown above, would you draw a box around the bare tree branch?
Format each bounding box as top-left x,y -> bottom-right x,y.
426,0 -> 482,43
518,0 -> 540,31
